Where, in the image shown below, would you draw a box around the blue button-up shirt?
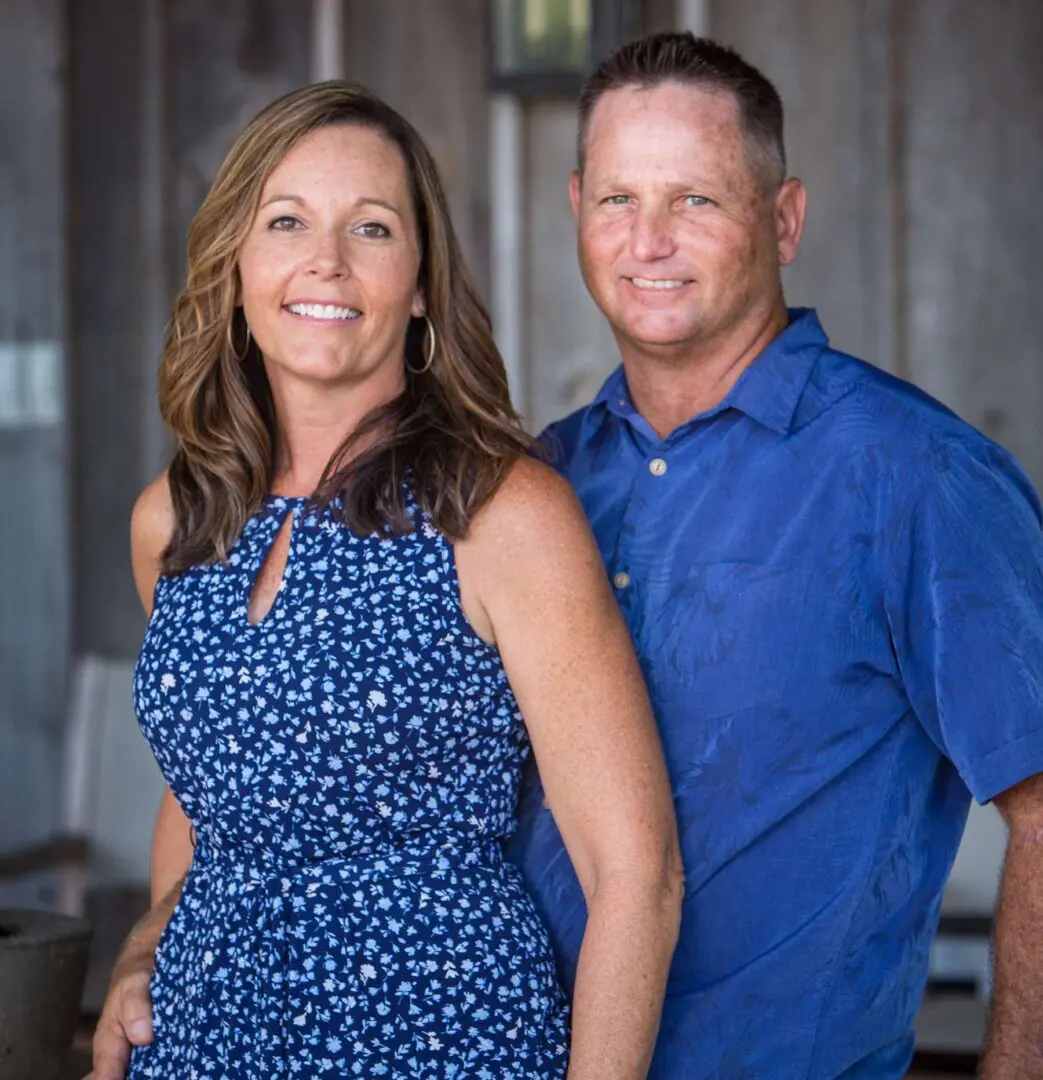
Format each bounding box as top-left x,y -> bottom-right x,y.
509,309 -> 1043,1078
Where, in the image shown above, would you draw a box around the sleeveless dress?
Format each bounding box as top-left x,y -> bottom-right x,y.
128,494 -> 570,1079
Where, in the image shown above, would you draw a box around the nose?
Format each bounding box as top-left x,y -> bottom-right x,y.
630,205 -> 677,262
306,228 -> 350,279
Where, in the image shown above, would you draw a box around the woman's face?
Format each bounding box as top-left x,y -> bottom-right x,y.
237,123 -> 424,393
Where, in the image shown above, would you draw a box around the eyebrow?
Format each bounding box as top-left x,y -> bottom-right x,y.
260,193 -> 404,218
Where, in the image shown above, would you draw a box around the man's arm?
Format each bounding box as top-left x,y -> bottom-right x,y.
981,772 -> 1043,1078
86,787 -> 193,1079
87,476 -> 192,1079
87,872 -> 184,1080
879,436 -> 1043,1074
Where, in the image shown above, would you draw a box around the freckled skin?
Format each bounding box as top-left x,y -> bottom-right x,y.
236,125 -> 428,626
570,82 -> 806,436
571,77 -> 1043,1080
575,85 -> 775,357
238,123 -> 425,396
455,458 -> 684,1080
983,774 -> 1043,1078
124,459 -> 683,1080
96,110 -> 683,1080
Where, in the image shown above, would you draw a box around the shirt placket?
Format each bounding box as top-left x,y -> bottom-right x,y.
609,442 -> 677,629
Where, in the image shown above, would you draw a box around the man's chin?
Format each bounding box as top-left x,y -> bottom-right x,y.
615,318 -> 705,354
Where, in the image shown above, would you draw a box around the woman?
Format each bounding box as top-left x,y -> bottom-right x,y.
90,82 -> 682,1080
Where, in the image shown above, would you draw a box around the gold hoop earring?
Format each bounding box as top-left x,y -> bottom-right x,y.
406,315 -> 436,375
228,320 -> 252,362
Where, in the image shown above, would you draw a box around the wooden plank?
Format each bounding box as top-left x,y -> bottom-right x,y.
0,0 -> 68,857
343,0 -> 492,293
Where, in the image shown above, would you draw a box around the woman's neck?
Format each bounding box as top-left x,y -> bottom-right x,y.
265,364 -> 405,496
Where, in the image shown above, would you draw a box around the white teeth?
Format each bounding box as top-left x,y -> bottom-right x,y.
630,277 -> 688,290
287,303 -> 361,320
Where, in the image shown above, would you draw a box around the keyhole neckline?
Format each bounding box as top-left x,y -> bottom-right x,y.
244,501 -> 299,629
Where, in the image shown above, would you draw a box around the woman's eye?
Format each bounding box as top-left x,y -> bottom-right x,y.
355,222 -> 391,238
268,215 -> 302,231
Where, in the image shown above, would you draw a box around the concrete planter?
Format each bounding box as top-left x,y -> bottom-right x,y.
0,909 -> 91,1080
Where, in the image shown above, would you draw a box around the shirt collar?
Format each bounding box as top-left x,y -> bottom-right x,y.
590,308 -> 828,438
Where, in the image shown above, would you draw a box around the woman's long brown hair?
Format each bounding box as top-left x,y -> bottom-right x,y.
160,81 -> 536,575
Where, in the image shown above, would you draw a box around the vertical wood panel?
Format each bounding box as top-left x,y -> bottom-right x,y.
711,0 -> 897,370
343,0 -> 491,294
70,1 -> 313,660
69,0 -> 158,657
524,101 -> 619,433
0,0 -> 68,852
167,0 -> 313,288
904,0 -> 1043,487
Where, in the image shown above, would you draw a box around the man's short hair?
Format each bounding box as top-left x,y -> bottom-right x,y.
577,32 -> 787,190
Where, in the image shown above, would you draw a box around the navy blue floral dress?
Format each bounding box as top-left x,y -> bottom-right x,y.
129,495 -> 570,1079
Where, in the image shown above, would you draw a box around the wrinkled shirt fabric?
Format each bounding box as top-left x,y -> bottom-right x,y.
509,309 -> 1043,1079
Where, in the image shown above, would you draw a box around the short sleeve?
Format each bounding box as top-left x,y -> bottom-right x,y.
885,436 -> 1043,803
537,410 -> 587,478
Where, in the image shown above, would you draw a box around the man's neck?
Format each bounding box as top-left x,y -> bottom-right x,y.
620,304 -> 790,439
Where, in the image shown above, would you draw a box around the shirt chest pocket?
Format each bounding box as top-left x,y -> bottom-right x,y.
641,560 -> 808,721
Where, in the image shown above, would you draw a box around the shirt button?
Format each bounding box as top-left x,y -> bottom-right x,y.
613,571 -> 631,589
649,457 -> 668,477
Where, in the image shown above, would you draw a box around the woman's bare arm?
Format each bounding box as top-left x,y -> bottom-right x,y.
456,457 -> 684,1080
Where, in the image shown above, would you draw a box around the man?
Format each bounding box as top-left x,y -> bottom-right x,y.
93,31 -> 1043,1080
509,31 -> 1043,1080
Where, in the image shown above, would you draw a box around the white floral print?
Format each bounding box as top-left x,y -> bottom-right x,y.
129,495 -> 570,1079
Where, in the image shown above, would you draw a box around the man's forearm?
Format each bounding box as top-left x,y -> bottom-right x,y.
980,824 -> 1043,1078
110,875 -> 185,986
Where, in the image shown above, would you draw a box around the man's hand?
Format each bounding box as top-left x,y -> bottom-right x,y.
83,875 -> 184,1080
85,962 -> 154,1080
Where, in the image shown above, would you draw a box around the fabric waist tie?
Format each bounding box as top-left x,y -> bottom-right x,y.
185,831 -> 506,1078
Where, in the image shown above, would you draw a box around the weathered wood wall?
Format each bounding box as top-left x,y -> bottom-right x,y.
0,0 -> 68,858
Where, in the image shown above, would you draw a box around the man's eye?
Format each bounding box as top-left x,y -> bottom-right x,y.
355,222 -> 390,238
602,195 -> 630,206
684,195 -> 710,207
268,216 -> 302,231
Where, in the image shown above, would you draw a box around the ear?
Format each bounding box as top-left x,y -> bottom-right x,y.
411,288 -> 426,319
568,170 -> 582,222
775,177 -> 807,267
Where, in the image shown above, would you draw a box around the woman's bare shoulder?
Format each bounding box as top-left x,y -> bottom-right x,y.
471,455 -> 587,549
130,471 -> 175,614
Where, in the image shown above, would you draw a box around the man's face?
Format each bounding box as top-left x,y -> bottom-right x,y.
571,81 -> 799,361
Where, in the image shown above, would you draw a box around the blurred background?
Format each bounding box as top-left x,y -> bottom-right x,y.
1,0 -> 1040,1070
